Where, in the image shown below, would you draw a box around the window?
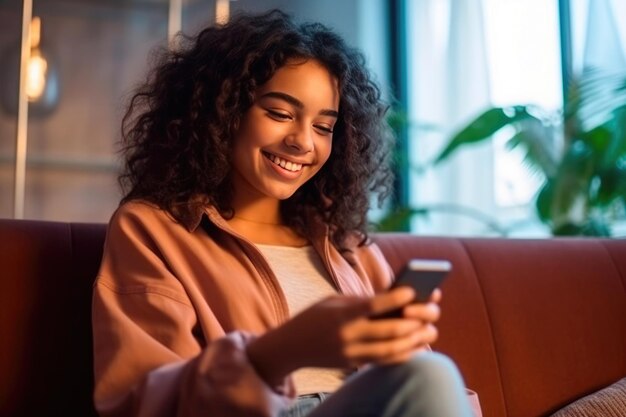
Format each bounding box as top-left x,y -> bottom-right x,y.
404,0 -> 562,236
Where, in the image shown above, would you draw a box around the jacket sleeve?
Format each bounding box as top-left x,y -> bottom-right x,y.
92,205 -> 294,417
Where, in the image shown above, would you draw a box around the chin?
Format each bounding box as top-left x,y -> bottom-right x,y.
273,191 -> 298,200
264,185 -> 301,200
261,179 -> 310,200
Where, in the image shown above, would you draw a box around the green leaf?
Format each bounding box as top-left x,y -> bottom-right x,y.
581,125 -> 612,155
566,69 -> 626,130
505,119 -> 557,177
434,106 -> 535,164
375,207 -> 428,232
551,218 -> 610,237
600,105 -> 626,167
552,222 -> 584,236
549,141 -> 595,220
596,166 -> 626,206
535,180 -> 554,222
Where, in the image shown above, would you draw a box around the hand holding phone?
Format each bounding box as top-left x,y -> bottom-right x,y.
373,258 -> 451,319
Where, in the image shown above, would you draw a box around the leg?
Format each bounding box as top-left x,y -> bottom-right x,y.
305,351 -> 474,417
278,394 -> 325,417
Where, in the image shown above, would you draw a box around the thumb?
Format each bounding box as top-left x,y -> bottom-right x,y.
315,295 -> 374,320
368,287 -> 416,317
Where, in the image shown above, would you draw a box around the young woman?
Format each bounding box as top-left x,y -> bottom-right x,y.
92,9 -> 480,417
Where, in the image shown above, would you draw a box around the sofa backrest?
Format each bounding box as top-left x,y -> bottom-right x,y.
1,220 -> 106,417
375,233 -> 626,417
1,219 -> 625,417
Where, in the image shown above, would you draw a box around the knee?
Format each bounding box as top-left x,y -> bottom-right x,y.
400,351 -> 467,390
408,351 -> 459,373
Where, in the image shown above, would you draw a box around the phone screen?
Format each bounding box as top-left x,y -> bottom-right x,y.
391,259 -> 451,302
373,258 -> 451,319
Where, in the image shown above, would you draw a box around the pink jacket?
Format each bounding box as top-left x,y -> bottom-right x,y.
92,200 -> 481,417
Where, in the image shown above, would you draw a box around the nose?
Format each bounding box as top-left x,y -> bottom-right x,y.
284,122 -> 314,153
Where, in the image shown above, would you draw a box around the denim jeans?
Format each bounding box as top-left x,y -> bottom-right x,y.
278,393 -> 330,417
278,352 -> 473,417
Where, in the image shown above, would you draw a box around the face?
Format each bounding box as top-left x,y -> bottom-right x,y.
231,59 -> 340,203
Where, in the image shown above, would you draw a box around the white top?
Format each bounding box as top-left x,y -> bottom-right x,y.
256,244 -> 345,395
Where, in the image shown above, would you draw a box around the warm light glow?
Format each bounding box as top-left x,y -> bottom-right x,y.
216,0 -> 230,24
26,51 -> 47,101
30,16 -> 41,48
27,16 -> 46,102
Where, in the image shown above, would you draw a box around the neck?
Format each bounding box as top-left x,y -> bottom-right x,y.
226,205 -> 308,247
230,195 -> 282,225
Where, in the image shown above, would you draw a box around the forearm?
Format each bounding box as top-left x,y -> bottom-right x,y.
177,332 -> 294,417
245,325 -> 301,387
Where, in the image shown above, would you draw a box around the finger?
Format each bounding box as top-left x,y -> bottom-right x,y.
345,324 -> 438,364
375,345 -> 432,366
372,324 -> 438,360
402,302 -> 441,323
416,323 -> 439,346
367,287 -> 415,316
342,317 -> 421,342
429,288 -> 442,303
343,326 -> 438,368
344,329 -> 422,362
320,295 -> 373,320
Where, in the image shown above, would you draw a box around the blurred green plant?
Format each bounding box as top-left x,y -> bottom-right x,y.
432,68 -> 626,236
377,107 -> 508,235
375,203 -> 509,235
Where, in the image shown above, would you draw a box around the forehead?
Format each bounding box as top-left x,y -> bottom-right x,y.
256,59 -> 340,109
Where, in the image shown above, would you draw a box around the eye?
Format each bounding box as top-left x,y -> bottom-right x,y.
314,124 -> 334,135
266,109 -> 292,121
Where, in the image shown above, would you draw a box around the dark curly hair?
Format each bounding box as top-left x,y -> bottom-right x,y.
119,9 -> 394,248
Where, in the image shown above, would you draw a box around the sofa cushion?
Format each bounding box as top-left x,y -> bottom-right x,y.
550,377 -> 626,417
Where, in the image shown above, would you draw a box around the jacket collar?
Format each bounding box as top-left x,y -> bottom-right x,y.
175,198 -> 331,242
172,196 -> 217,232
175,199 -> 370,297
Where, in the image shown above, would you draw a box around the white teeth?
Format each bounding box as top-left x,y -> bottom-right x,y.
266,153 -> 303,172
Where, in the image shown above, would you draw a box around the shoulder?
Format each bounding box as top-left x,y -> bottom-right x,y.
97,201 -> 195,306
109,200 -> 181,229
111,200 -> 172,223
105,200 -> 184,247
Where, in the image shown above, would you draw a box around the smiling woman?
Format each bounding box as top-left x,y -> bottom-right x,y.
92,9 -> 479,417
230,59 -> 338,217
227,59 -> 338,247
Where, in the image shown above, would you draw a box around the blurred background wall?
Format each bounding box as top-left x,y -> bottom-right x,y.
1,0 -> 625,237
0,0 -> 389,222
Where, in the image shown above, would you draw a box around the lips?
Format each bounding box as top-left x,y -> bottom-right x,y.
263,151 -> 304,172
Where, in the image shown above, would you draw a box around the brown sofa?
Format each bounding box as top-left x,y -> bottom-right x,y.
1,218 -> 625,417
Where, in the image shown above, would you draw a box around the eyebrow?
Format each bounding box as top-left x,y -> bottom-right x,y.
260,91 -> 339,118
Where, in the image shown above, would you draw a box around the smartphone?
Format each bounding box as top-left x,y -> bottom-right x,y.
373,258 -> 452,319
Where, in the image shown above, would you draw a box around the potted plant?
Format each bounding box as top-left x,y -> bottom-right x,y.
430,68 -> 626,236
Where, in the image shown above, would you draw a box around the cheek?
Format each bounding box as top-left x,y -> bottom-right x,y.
235,125 -> 261,148
319,140 -> 333,165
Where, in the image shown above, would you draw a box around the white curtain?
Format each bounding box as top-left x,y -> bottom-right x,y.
580,0 -> 626,73
407,0 -> 494,236
406,0 -> 569,237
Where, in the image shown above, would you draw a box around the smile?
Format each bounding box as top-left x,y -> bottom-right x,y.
263,152 -> 304,172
